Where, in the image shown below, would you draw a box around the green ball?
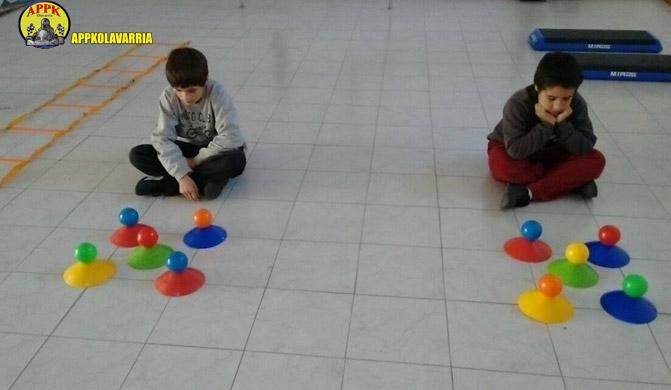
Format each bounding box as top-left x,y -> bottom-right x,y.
622,274 -> 648,298
75,242 -> 97,264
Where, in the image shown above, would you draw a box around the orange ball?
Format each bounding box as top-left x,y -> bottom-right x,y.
538,274 -> 562,298
193,209 -> 212,228
137,226 -> 158,248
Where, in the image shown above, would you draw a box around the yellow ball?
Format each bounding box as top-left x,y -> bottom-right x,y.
565,242 -> 589,265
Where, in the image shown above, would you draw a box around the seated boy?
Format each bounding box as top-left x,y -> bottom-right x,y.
129,47 -> 246,201
487,52 -> 605,209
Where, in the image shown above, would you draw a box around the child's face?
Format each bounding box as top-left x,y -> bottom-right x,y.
536,85 -> 575,117
174,85 -> 204,107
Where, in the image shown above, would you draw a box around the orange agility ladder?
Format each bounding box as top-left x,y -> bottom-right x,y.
0,41 -> 189,187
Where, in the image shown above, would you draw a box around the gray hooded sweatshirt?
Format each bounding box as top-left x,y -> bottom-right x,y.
151,79 -> 245,180
487,85 -> 596,160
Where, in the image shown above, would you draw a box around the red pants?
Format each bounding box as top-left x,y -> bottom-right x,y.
487,141 -> 606,201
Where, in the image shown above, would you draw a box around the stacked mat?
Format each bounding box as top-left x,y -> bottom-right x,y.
528,28 -> 670,82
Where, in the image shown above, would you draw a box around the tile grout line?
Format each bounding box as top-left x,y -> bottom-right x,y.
648,322 -> 671,377
227,22 -> 320,390
622,88 -> 671,219
338,8 -> 386,387
115,286 -> 173,390
8,286 -> 87,390
428,2 -> 459,388
4,275 -> 666,314
5,325 -> 671,386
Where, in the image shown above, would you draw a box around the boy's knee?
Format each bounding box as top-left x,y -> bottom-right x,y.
129,144 -> 153,166
224,154 -> 246,179
220,149 -> 247,178
591,149 -> 606,167
234,152 -> 247,177
587,149 -> 606,177
128,145 -> 142,167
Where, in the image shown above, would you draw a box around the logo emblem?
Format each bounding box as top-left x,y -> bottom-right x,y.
18,1 -> 70,49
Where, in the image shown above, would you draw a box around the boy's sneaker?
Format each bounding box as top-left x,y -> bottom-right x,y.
203,179 -> 229,200
573,180 -> 598,199
500,183 -> 530,209
135,176 -> 164,196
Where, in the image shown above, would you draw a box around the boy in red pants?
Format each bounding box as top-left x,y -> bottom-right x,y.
487,52 -> 605,209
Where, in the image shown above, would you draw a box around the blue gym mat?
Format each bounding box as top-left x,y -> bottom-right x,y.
573,53 -> 671,82
529,29 -> 662,53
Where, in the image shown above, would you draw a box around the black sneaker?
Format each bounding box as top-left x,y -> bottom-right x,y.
500,183 -> 530,209
573,180 -> 598,199
135,176 -> 164,196
203,179 -> 229,200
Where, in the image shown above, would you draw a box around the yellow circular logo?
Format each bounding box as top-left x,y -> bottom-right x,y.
18,1 -> 70,48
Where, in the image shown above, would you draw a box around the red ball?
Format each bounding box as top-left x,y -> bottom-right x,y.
137,226 -> 159,248
538,274 -> 562,298
598,225 -> 620,246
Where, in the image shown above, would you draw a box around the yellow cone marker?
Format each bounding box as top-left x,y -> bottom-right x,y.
63,242 -> 116,288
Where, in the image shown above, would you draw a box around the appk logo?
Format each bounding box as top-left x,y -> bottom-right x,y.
18,1 -> 70,49
18,1 -> 153,48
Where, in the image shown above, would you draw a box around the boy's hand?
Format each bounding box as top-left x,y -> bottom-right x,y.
535,103 -> 556,126
555,106 -> 573,124
186,158 -> 198,169
179,175 -> 200,201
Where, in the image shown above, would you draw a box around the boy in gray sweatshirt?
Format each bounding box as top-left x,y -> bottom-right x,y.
487,52 -> 605,209
129,47 -> 246,201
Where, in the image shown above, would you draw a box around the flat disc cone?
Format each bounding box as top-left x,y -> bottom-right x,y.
548,259 -> 599,288
63,260 -> 117,288
586,241 -> 630,268
128,244 -> 173,270
155,268 -> 205,297
183,226 -> 227,249
518,290 -> 573,324
601,291 -> 657,324
110,224 -> 149,247
504,237 -> 552,263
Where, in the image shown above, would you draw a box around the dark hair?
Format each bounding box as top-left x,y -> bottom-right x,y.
165,47 -> 208,88
534,52 -> 583,90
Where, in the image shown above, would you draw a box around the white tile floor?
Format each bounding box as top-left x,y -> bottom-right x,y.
1,0 -> 671,389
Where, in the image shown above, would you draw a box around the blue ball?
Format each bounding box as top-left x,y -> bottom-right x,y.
166,251 -> 188,273
521,220 -> 542,241
119,208 -> 139,227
